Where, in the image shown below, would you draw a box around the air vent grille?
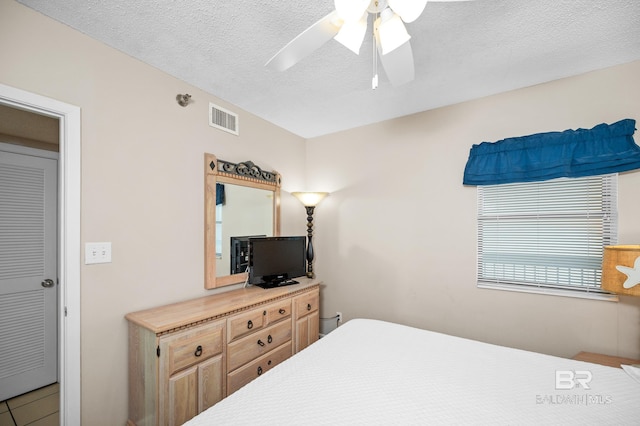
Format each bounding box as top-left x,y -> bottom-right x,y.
209,103 -> 239,135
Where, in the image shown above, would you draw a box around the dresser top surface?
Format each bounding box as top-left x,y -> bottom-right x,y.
125,278 -> 320,333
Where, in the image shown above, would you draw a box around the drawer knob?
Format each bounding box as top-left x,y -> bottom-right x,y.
279,308 -> 286,315
247,320 -> 253,329
267,334 -> 273,344
194,345 -> 203,357
257,366 -> 263,376
257,339 -> 265,347
307,303 -> 312,311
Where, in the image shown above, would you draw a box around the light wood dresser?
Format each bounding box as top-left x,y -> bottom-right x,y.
572,351 -> 640,368
125,278 -> 320,426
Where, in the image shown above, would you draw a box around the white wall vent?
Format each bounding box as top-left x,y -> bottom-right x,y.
209,103 -> 239,135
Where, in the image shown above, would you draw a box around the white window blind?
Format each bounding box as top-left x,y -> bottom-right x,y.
477,174 -> 617,296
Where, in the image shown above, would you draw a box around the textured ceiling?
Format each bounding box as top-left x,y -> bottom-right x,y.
17,0 -> 640,138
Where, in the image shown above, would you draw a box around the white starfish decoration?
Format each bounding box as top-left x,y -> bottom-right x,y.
615,256 -> 640,289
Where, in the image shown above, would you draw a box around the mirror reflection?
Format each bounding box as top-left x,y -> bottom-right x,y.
215,184 -> 274,276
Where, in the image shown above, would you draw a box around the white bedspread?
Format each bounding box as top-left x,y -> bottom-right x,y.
183,319 -> 640,425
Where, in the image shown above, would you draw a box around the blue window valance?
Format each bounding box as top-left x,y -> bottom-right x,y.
216,183 -> 225,205
463,119 -> 640,185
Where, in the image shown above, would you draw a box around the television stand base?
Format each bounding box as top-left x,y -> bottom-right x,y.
256,279 -> 299,289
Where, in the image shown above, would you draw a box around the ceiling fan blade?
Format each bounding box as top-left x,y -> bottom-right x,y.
265,11 -> 341,72
378,40 -> 415,87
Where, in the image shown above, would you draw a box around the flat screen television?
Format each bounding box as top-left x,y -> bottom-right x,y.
248,236 -> 306,288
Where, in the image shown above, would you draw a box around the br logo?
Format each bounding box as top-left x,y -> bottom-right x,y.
555,370 -> 593,390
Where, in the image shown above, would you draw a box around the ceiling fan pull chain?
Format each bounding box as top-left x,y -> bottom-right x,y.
372,14 -> 379,90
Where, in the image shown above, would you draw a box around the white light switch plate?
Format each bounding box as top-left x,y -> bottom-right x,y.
85,242 -> 112,264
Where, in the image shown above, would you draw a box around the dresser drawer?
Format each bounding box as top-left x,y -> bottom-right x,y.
227,342 -> 292,395
265,299 -> 292,325
227,320 -> 292,372
161,321 -> 224,376
295,290 -> 319,317
227,307 -> 267,342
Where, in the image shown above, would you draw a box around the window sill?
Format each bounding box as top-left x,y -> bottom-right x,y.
478,282 -> 618,302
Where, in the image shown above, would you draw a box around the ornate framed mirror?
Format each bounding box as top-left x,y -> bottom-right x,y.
204,154 -> 281,289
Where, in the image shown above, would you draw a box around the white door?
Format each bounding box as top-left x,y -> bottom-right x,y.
0,145 -> 58,401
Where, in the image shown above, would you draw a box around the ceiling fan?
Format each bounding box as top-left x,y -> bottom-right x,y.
265,0 -> 473,89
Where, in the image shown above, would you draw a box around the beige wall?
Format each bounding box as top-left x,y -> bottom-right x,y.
308,59 -> 640,360
2,0 -> 640,424
1,1 -> 307,424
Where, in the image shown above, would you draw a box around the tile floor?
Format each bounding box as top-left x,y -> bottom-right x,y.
0,384 -> 59,426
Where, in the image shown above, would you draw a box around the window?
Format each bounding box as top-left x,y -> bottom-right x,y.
477,174 -> 617,298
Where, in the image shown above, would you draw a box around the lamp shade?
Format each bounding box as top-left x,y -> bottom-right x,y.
374,8 -> 411,55
601,245 -> 640,296
334,13 -> 368,54
291,192 -> 329,207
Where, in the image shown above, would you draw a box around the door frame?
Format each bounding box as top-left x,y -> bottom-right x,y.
0,83 -> 81,425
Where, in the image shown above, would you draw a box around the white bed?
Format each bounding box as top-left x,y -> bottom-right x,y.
184,318 -> 640,425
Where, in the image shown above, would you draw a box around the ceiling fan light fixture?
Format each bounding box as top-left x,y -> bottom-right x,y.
388,0 -> 428,23
334,0 -> 370,22
375,9 -> 411,55
334,13 -> 368,54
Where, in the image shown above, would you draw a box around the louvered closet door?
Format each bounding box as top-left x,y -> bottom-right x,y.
0,148 -> 57,401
